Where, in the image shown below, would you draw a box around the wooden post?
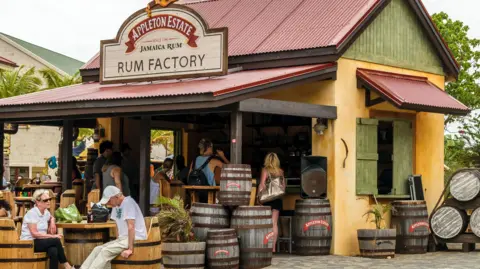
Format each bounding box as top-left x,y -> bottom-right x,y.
0,122 -> 4,186
230,107 -> 242,164
62,120 -> 73,191
139,116 -> 151,215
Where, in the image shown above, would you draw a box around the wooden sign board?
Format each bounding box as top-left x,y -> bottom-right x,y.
100,2 -> 228,84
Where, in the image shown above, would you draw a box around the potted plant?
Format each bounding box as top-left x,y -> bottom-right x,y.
357,196 -> 396,259
156,195 -> 206,269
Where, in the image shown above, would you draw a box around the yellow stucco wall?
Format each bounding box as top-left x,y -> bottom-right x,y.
263,57 -> 445,256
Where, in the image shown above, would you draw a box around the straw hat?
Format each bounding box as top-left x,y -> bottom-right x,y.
0,191 -> 4,201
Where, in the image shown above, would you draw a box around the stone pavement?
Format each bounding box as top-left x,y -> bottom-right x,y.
270,251 -> 480,269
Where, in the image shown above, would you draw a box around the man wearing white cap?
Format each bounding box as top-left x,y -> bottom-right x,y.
81,186 -> 147,269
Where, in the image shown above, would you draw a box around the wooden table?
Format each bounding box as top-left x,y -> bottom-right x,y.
182,186 -> 220,204
56,221 -> 117,268
13,196 -> 33,217
17,183 -> 62,196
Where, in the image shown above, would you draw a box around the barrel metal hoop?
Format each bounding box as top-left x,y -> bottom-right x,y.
207,236 -> 238,241
220,178 -> 252,182
0,257 -> 49,263
208,257 -> 239,263
162,250 -> 205,255
134,240 -> 161,247
152,223 -> 160,228
111,258 -> 163,265
234,207 -> 271,211
295,205 -> 330,209
218,191 -> 252,195
191,212 -> 229,218
231,224 -> 272,230
164,263 -> 205,268
63,194 -> 76,198
206,242 -> 238,247
397,235 -> 429,239
210,264 -> 239,269
357,236 -> 396,240
193,223 -> 230,228
192,203 -> 226,209
232,215 -> 272,220
295,246 -> 331,250
0,243 -> 33,248
0,227 -> 15,230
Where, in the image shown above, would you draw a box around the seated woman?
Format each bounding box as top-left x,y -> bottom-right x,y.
102,152 -> 130,197
20,189 -> 74,269
0,191 -> 12,218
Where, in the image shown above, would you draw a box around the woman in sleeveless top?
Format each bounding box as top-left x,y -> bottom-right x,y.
102,152 -> 130,196
258,152 -> 285,253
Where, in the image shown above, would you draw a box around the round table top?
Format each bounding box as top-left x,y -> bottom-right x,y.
55,220 -> 116,229
14,196 -> 33,202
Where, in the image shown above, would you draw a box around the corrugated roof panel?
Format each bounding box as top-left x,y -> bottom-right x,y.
255,0 -> 376,53
357,68 -> 469,115
229,0 -> 303,56
186,0 -> 238,27
81,52 -> 100,70
0,63 -> 335,106
212,0 -> 272,43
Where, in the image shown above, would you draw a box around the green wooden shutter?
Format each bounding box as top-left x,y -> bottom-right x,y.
356,118 -> 379,195
393,120 -> 413,195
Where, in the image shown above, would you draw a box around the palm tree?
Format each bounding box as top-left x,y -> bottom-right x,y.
151,130 -> 174,155
39,68 -> 81,90
0,65 -> 42,98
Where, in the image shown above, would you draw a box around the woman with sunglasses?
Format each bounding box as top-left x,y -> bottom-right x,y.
20,189 -> 74,269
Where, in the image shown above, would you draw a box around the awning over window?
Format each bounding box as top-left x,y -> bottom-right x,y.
357,68 -> 470,115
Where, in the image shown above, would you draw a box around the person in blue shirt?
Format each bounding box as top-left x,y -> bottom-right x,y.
190,139 -> 230,187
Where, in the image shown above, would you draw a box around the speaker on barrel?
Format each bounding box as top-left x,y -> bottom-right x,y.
300,156 -> 327,199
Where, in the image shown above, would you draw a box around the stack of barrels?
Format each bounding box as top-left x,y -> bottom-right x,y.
431,169 -> 480,240
190,164 -> 333,269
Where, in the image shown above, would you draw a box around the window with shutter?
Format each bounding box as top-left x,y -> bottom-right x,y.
356,118 -> 379,195
393,120 -> 413,195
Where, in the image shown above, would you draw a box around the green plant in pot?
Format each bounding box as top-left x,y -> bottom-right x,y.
156,195 -> 206,268
357,196 -> 396,259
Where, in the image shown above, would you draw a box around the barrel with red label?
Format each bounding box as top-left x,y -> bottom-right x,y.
293,199 -> 332,255
206,229 -> 240,269
218,164 -> 252,206
391,200 -> 429,254
231,206 -> 273,269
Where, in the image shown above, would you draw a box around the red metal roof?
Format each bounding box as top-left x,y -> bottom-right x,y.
81,0 -> 380,70
80,52 -> 99,70
357,68 -> 469,115
0,63 -> 335,107
0,56 -> 17,67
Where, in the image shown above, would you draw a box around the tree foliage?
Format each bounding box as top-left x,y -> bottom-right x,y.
432,12 -> 480,125
0,66 -> 42,98
39,68 -> 81,90
151,129 -> 174,155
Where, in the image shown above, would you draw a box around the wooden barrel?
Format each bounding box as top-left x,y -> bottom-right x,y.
450,169 -> 480,201
391,200 -> 429,254
112,217 -> 162,269
231,206 -> 273,269
469,207 -> 480,237
191,203 -> 230,241
162,242 -> 206,269
0,218 -> 48,269
218,164 -> 252,206
60,189 -> 76,208
430,205 -> 468,239
293,199 -> 332,255
357,229 -> 396,259
206,229 -> 240,269
64,228 -> 110,267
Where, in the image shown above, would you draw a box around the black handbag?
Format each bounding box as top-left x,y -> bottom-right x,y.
91,204 -> 110,223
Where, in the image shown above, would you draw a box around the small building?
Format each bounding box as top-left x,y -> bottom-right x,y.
0,0 -> 469,256
0,33 -> 84,181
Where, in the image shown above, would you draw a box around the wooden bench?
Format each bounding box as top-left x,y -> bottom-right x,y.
111,217 -> 162,269
0,218 -> 48,269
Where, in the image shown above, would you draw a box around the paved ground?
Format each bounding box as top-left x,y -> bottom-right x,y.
271,251 -> 480,269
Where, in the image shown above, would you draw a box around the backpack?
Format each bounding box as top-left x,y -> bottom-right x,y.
187,156 -> 214,186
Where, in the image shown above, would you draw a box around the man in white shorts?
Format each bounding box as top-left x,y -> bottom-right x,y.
81,186 -> 147,269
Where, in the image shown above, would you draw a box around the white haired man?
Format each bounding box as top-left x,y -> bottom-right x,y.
81,186 -> 146,269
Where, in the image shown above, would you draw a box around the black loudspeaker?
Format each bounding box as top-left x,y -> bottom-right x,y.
300,156 -> 327,199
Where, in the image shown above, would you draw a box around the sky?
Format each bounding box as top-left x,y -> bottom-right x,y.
0,0 -> 479,63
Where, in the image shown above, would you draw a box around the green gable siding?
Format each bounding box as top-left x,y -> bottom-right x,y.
1,33 -> 84,76
343,0 -> 444,75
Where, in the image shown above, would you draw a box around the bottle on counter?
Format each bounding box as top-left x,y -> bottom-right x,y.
87,210 -> 93,223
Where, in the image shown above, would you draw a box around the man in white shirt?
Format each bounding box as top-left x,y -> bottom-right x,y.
81,186 -> 146,269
